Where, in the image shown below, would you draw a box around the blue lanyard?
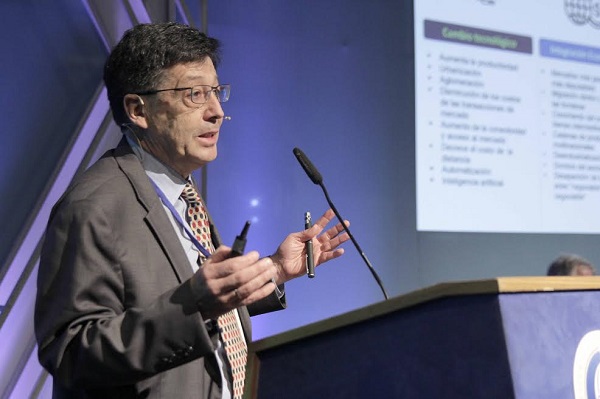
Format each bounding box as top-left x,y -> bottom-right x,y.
149,179 -> 212,259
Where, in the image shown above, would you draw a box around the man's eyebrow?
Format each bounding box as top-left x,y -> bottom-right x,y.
183,74 -> 220,83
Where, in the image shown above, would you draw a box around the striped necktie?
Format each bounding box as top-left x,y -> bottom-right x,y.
180,183 -> 248,399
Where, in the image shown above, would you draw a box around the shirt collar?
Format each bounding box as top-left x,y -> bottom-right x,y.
125,133 -> 188,204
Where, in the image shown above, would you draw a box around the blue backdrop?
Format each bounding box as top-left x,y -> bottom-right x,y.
3,1 -> 600,344
204,1 -> 418,338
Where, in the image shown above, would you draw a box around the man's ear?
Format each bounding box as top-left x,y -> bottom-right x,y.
123,94 -> 149,129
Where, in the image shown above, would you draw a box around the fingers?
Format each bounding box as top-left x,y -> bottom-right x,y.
318,231 -> 350,253
319,220 -> 350,241
234,274 -> 277,305
313,208 -> 336,229
222,257 -> 276,303
308,210 -> 350,249
208,245 -> 233,262
304,209 -> 348,239
203,251 -> 272,288
193,252 -> 278,318
203,246 -> 261,280
318,246 -> 345,264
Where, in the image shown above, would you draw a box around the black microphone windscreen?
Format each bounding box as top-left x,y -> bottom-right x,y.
293,147 -> 323,185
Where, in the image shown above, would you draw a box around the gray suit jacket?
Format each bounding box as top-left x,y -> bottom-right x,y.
35,141 -> 284,398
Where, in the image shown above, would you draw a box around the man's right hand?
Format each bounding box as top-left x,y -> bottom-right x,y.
190,245 -> 278,319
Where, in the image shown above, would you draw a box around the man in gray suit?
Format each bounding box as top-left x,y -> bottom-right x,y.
35,22 -> 349,399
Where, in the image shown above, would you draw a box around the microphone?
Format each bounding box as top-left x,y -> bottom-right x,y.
292,147 -> 389,300
224,116 -> 232,120
293,148 -> 322,185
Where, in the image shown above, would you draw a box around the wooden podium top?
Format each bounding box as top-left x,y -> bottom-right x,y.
250,276 -> 600,353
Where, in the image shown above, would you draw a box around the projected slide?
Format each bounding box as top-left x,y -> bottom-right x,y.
415,0 -> 600,233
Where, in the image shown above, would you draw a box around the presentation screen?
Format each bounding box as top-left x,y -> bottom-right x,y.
415,0 -> 600,233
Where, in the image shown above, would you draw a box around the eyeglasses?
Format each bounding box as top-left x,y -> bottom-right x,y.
135,84 -> 230,106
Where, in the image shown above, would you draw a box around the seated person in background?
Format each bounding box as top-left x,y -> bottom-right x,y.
546,254 -> 596,276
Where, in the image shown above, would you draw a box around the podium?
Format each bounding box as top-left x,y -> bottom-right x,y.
245,277 -> 600,399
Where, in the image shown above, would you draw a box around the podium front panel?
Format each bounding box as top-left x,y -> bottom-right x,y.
251,282 -> 600,398
254,295 -> 514,398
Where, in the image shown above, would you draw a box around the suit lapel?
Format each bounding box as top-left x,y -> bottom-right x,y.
113,141 -> 194,282
112,140 -> 253,341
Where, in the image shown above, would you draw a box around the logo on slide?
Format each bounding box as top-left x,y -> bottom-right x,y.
573,330 -> 600,399
564,0 -> 600,28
